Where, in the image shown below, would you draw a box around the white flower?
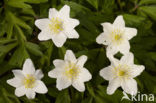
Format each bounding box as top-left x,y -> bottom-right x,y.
99,52 -> 145,95
48,50 -> 92,92
35,5 -> 80,47
7,59 -> 48,99
96,15 -> 137,57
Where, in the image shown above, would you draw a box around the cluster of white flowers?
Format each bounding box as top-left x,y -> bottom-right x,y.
96,16 -> 145,95
7,5 -> 145,99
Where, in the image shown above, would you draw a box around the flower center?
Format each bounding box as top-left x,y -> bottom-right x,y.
118,70 -> 126,76
111,29 -> 123,45
49,17 -> 63,34
114,64 -> 130,78
65,62 -> 80,79
23,74 -> 36,88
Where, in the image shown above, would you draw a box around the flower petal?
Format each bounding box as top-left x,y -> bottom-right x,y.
64,18 -> 79,31
78,68 -> 92,82
64,50 -> 77,63
120,52 -> 134,65
106,44 -> 118,58
121,78 -> 137,95
15,86 -> 26,97
64,29 -> 79,39
56,77 -> 72,90
125,27 -> 137,40
99,66 -> 114,81
113,15 -> 125,28
72,80 -> 85,92
23,59 -> 35,75
107,78 -> 121,95
96,33 -> 110,45
130,65 -> 145,78
35,19 -> 50,30
118,40 -> 130,55
33,80 -> 48,94
26,89 -> 36,99
35,70 -> 44,80
38,28 -> 52,41
52,33 -> 67,47
49,8 -> 58,19
12,70 -> 24,78
53,59 -> 65,68
59,5 -> 70,18
48,68 -> 62,78
101,22 -> 113,32
76,55 -> 87,68
7,77 -> 22,88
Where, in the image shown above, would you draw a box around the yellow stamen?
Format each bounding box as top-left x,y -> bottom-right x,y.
64,62 -> 80,79
49,17 -> 63,34
23,74 -> 36,88
111,29 -> 123,45
114,64 -> 130,78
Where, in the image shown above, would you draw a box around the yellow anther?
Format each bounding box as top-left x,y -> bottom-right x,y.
49,17 -> 63,34
23,74 -> 36,88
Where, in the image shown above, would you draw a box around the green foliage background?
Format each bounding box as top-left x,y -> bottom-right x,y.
0,0 -> 156,103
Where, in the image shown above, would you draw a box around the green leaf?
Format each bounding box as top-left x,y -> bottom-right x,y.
6,11 -> 31,30
139,6 -> 156,21
8,46 -> 29,67
7,0 -> 48,9
123,14 -> 146,26
25,42 -> 43,56
87,0 -> 99,10
55,90 -> 71,103
139,0 -> 156,5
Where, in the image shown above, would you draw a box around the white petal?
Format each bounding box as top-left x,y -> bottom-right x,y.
15,86 -> 26,97
106,44 -> 118,58
38,28 -> 52,41
64,18 -> 80,30
118,40 -> 130,55
99,66 -> 114,81
26,89 -> 36,99
52,33 -> 67,47
78,68 -> 92,82
35,70 -> 44,80
12,70 -> 24,78
107,78 -> 121,95
76,55 -> 87,68
53,59 -> 65,68
96,32 -> 110,45
72,80 -> 85,92
121,78 -> 137,95
48,68 -> 62,78
120,52 -> 134,65
35,19 -> 50,30
101,22 -> 113,32
65,50 -> 77,63
7,77 -> 22,88
56,77 -> 72,90
59,5 -> 70,18
23,59 -> 35,75
113,15 -> 125,28
64,29 -> 79,39
125,27 -> 137,40
49,8 -> 58,19
130,65 -> 145,78
33,80 -> 48,94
